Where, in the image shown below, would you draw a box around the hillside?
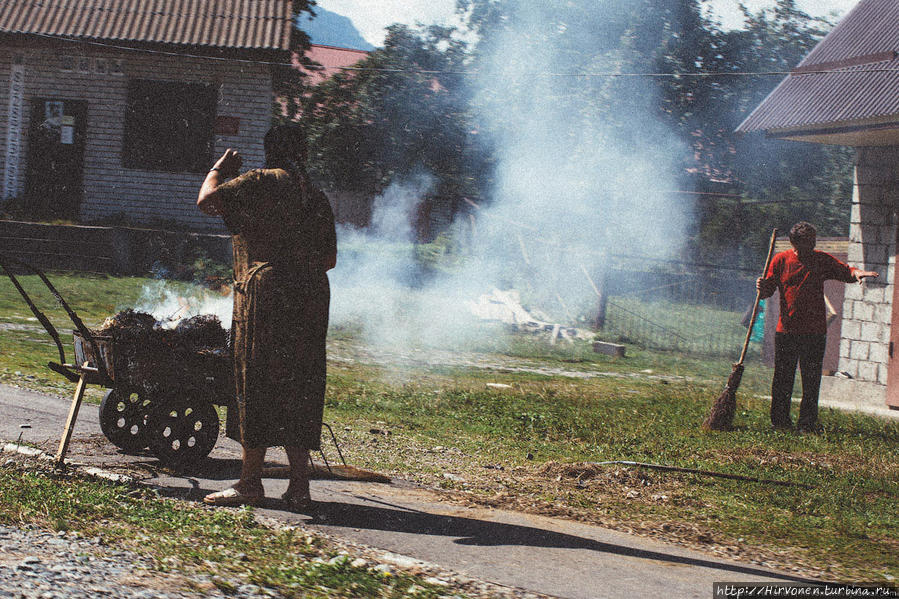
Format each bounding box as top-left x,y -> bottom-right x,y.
299,7 -> 375,50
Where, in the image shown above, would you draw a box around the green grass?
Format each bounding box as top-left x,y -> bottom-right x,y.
319,357 -> 898,582
0,464 -> 445,598
0,272 -> 152,399
0,272 -> 150,324
0,272 -> 227,398
2,272 -> 896,582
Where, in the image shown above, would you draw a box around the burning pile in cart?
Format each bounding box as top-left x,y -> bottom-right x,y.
72,309 -> 235,467
93,309 -> 230,388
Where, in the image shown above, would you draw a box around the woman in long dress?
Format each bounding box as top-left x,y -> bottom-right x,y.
197,125 -> 337,510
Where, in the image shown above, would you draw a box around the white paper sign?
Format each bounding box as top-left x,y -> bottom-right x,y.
60,125 -> 74,145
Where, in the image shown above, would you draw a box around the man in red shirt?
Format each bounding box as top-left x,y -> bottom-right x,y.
757,222 -> 878,432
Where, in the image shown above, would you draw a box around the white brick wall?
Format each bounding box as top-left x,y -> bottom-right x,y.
1,39 -> 274,231
838,146 -> 899,386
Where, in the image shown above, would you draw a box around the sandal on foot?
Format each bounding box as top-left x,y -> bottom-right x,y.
203,487 -> 263,507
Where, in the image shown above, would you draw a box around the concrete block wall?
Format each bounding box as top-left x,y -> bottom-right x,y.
838,146 -> 899,386
1,38 -> 272,232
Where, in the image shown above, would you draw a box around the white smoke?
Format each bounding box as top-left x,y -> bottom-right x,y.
328,173 -> 492,349
135,3 -> 692,353
326,2 -> 692,350
468,3 -> 689,263
133,279 -> 233,329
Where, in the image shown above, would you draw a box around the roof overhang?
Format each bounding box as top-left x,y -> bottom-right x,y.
0,0 -> 295,59
764,114 -> 899,146
0,30 -> 293,63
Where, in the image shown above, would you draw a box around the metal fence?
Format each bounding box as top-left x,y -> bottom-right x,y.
593,261 -> 761,357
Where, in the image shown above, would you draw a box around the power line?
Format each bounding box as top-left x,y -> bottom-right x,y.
9,29 -> 899,78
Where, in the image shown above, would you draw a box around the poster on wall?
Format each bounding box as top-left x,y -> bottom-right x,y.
60,126 -> 75,145
44,101 -> 64,126
3,61 -> 25,200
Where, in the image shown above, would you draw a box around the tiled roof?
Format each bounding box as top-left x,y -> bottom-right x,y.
736,0 -> 899,135
0,0 -> 294,52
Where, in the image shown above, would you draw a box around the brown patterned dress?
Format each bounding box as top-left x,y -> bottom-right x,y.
216,168 -> 336,449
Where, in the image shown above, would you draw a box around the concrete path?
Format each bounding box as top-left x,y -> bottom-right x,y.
0,384 -> 814,599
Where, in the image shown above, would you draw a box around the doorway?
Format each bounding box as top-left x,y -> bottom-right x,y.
24,98 -> 87,221
887,228 -> 899,408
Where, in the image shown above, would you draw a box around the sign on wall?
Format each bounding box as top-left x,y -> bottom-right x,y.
3,59 -> 25,200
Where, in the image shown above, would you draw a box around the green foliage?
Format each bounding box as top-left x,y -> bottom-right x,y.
650,0 -> 854,265
301,0 -> 855,266
413,231 -> 467,275
301,23 -> 481,209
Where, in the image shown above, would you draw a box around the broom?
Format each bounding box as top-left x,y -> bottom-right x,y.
703,228 -> 778,431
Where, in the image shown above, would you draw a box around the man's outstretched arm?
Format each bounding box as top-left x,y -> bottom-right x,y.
852,269 -> 879,283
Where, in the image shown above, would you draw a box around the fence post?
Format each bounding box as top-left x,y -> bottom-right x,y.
595,263 -> 610,330
581,259 -> 610,331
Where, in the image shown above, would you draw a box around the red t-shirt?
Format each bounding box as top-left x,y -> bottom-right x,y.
765,249 -> 856,335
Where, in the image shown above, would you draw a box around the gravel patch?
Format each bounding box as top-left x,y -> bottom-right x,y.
0,524 -> 214,599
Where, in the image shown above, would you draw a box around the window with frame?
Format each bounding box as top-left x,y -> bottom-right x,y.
123,80 -> 216,173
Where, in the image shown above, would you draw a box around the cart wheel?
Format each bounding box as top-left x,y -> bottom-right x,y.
147,397 -> 219,468
99,388 -> 153,453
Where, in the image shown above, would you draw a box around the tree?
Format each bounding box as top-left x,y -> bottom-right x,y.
274,1 -> 324,123
299,0 -> 853,266
458,0 -> 717,258
462,0 -> 853,265
300,24 -> 480,204
650,0 -> 852,266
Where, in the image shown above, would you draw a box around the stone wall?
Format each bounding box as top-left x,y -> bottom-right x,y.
837,146 -> 899,387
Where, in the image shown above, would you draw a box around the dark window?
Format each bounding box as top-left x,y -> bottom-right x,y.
123,80 -> 216,173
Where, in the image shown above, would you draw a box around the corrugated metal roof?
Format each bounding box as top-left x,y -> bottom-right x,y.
798,0 -> 899,67
737,0 -> 899,135
0,0 -> 294,51
737,55 -> 899,133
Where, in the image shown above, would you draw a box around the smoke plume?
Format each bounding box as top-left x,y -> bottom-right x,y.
326,2 -> 692,349
135,3 -> 692,354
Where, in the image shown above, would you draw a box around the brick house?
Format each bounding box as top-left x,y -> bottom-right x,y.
737,0 -> 899,411
0,0 -> 297,231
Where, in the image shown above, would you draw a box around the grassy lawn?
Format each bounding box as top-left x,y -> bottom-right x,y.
318,356 -> 897,582
1,271 -> 897,583
603,295 -> 752,356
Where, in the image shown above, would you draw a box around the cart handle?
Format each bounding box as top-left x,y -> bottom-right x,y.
47,361 -> 81,383
0,253 -> 109,382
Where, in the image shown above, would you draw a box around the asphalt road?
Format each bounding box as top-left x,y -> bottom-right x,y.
0,383 -> 812,599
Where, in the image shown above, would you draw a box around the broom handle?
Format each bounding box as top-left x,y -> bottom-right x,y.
736,228 -> 778,366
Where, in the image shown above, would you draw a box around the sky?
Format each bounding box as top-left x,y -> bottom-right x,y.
315,0 -> 859,47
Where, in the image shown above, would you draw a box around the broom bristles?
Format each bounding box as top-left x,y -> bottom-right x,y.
702,363 -> 744,431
